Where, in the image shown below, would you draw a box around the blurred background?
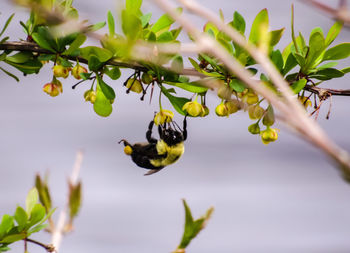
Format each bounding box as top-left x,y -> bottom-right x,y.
1,0 -> 350,252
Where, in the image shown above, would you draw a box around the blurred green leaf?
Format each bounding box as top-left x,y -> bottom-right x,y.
171,55 -> 183,73
157,31 -> 174,42
229,79 -> 246,93
35,174 -> 51,213
0,215 -> 14,239
25,188 -> 38,216
69,182 -> 82,219
122,10 -> 142,40
290,78 -> 307,94
28,204 -> 45,227
0,234 -> 26,244
140,13 -> 152,28
232,11 -> 245,34
151,8 -> 182,34
126,0 -> 142,16
325,21 -> 343,47
80,46 -> 113,63
249,9 -> 269,45
88,55 -> 104,72
5,59 -> 42,74
269,28 -> 285,47
271,50 -> 283,72
63,34 -> 86,56
323,43 -> 350,61
6,52 -> 32,64
282,53 -> 297,76
88,21 -> 106,32
0,13 -> 14,38
14,207 -> 27,231
164,81 -> 208,93
0,67 -> 19,82
107,11 -> 115,36
105,66 -> 121,80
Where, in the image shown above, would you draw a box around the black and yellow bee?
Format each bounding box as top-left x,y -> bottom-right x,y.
119,117 -> 187,175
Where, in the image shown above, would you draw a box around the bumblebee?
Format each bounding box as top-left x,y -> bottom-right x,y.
119,117 -> 187,175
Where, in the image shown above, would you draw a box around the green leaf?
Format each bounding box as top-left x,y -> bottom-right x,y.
31,32 -> 55,52
232,11 -> 245,34
0,67 -> 19,82
160,86 -> 190,116
323,43 -> 350,61
171,55 -> 183,73
341,67 -> 350,74
188,58 -> 201,72
317,61 -> 338,70
63,34 -> 86,56
157,31 -> 174,42
304,31 -> 325,70
312,68 -> 344,78
126,0 -> 142,16
325,21 -> 343,47
96,75 -> 115,100
151,8 -> 182,34
282,53 -> 297,76
89,21 -> 106,32
140,13 -> 152,28
122,10 -> 142,40
26,188 -> 38,216
28,204 -> 45,227
249,9 -> 269,45
69,182 -> 82,219
14,207 -> 27,231
105,67 -> 121,80
107,11 -> 115,36
80,46 -> 113,62
5,59 -> 42,74
0,14 -> 14,38
37,54 -> 55,61
270,28 -> 285,47
93,84 -> 113,117
28,224 -> 47,235
0,215 -> 14,239
271,50 -> 284,72
80,72 -> 93,80
88,55 -> 104,72
164,81 -> 208,93
35,174 -> 51,213
229,79 -> 246,93
290,78 -> 307,94
0,234 -> 26,244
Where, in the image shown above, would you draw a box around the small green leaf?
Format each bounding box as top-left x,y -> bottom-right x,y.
160,86 -> 190,116
122,10 -> 142,40
304,31 -> 325,70
0,67 -> 19,82
341,67 -> 350,74
157,31 -> 174,42
96,75 -> 115,100
88,55 -> 103,72
171,55 -> 183,73
270,28 -> 285,47
229,79 -> 246,93
28,204 -> 46,227
151,8 -> 182,34
63,34 -> 86,56
0,13 -> 15,38
249,9 -> 269,45
126,0 -> 142,16
140,13 -> 152,28
325,22 -> 342,47
26,188 -> 38,216
69,182 -> 82,219
6,52 -> 32,64
323,43 -> 350,61
37,54 -> 55,61
93,84 -> 113,117
0,234 -> 26,244
28,224 -> 47,235
0,215 -> 14,239
164,81 -> 208,93
80,72 -> 93,80
89,21 -> 106,32
290,78 -> 307,94
35,174 -> 51,213
105,67 -> 121,80
107,11 -> 115,36
80,46 -> 113,63
312,68 -> 344,78
317,62 -> 338,70
32,30 -> 55,52
282,53 -> 297,76
5,59 -> 42,74
271,50 -> 284,72
232,11 -> 246,34
14,207 -> 27,231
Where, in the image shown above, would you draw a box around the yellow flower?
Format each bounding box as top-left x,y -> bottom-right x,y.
248,105 -> 265,120
53,65 -> 69,79
260,127 -> 279,145
43,79 -> 63,97
225,100 -> 240,114
126,78 -> 143,94
84,90 -> 97,104
182,101 -> 204,117
154,109 -> 174,125
215,103 -> 229,117
71,64 -> 88,80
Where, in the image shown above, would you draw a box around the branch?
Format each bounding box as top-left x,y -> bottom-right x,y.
51,151 -> 84,253
302,0 -> 350,26
24,238 -> 55,252
304,84 -> 350,98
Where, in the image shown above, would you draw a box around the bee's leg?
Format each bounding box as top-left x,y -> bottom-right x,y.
146,120 -> 157,143
183,116 -> 187,141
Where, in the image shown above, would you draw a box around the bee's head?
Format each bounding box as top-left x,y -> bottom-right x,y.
161,128 -> 183,146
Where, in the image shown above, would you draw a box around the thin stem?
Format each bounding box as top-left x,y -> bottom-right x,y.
24,238 -> 55,252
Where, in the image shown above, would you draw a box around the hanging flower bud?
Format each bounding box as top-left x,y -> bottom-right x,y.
154,109 -> 174,125
84,90 -> 97,104
225,100 -> 240,114
53,65 -> 69,78
200,105 -> 210,117
71,64 -> 88,80
248,105 -> 265,120
215,103 -> 229,117
141,72 -> 153,84
242,90 -> 259,105
298,96 -> 312,108
126,78 -> 143,93
217,81 -> 232,100
260,127 -> 279,145
248,123 -> 261,135
43,79 -> 63,97
262,105 -> 275,126
182,101 -> 204,117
